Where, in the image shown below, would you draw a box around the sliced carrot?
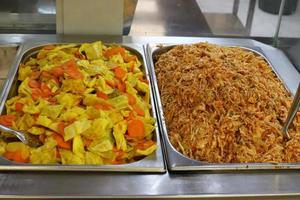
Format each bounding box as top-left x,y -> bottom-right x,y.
126,93 -> 136,105
56,148 -> 61,158
138,75 -> 149,84
94,103 -> 113,111
15,102 -> 24,112
4,150 -> 29,163
75,50 -> 86,60
50,67 -> 64,77
117,81 -> 126,93
40,83 -> 52,98
114,67 -> 126,80
28,79 -> 41,88
133,105 -> 145,116
43,45 -> 56,50
129,63 -> 135,72
0,114 -> 16,127
127,119 -> 145,139
31,88 -> 43,100
124,55 -> 137,63
106,80 -> 117,88
96,91 -> 108,100
136,140 -> 156,150
52,133 -> 72,150
104,47 -> 125,58
57,122 -> 65,135
39,134 -> 46,143
63,59 -> 83,79
30,71 -> 41,79
41,71 -> 53,79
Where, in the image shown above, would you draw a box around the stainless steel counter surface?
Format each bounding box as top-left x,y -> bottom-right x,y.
0,34 -> 300,199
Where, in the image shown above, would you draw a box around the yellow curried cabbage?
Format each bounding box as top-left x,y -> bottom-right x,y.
0,41 -> 157,165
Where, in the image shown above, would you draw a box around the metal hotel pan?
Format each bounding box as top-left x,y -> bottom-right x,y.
146,42 -> 298,171
0,42 -> 165,172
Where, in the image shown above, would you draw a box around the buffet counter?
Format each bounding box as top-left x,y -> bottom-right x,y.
0,34 -> 300,199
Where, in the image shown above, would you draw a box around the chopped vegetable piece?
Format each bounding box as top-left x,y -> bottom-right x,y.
4,150 -> 29,163
0,114 -> 16,127
58,122 -> 66,135
43,45 -> 56,50
104,47 -> 125,58
28,79 -> 41,88
4,142 -> 29,163
15,102 -> 24,112
117,81 -> 126,93
50,67 -> 64,77
124,55 -> 137,63
63,59 -> 83,79
114,67 -> 126,80
128,119 -> 145,139
133,105 -> 145,116
96,91 -> 108,100
126,93 -> 136,105
52,133 -> 72,150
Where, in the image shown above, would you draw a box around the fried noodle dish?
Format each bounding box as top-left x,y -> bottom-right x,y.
0,41 -> 157,165
155,42 -> 300,163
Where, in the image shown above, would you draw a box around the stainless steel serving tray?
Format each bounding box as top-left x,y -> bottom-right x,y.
146,42 -> 298,171
0,42 -> 165,172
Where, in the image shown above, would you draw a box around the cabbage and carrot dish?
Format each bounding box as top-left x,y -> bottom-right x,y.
0,41 -> 157,165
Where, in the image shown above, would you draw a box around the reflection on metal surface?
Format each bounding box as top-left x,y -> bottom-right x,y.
203,13 -> 247,36
0,0 -> 56,33
129,0 -> 212,36
0,45 -> 17,79
123,0 -> 138,35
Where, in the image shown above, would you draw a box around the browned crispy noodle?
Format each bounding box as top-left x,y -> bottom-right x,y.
155,42 -> 300,163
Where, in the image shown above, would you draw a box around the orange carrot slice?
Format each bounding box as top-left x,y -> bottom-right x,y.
96,91 -> 109,100
114,67 -> 126,80
4,150 -> 29,163
126,93 -> 136,105
106,80 -> 117,88
40,83 -> 52,98
117,81 -> 126,93
50,67 -> 64,77
31,88 -> 42,100
0,114 -> 16,127
28,79 -> 41,88
94,103 -> 113,111
124,55 -> 137,63
15,102 -> 24,112
133,105 -> 145,116
128,119 -> 145,139
63,59 -> 83,79
136,140 -> 156,150
52,133 -> 72,150
104,47 -> 125,58
57,122 -> 66,135
30,71 -> 41,79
